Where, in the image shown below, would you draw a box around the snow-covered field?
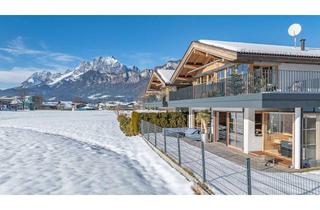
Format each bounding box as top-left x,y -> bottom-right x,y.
0,111 -> 193,194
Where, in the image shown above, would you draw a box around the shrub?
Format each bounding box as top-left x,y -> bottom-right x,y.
134,111 -> 188,130
117,111 -> 188,136
131,111 -> 141,135
117,114 -> 133,136
196,110 -> 211,133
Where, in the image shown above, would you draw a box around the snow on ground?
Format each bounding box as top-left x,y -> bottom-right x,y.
0,111 -> 193,194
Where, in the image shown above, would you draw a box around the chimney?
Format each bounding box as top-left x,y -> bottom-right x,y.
300,39 -> 306,51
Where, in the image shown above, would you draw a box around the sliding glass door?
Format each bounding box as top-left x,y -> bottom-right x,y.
217,112 -> 227,144
303,115 -> 319,167
229,113 -> 244,150
216,111 -> 244,150
263,112 -> 294,159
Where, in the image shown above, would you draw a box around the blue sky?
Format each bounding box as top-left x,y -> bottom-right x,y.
0,16 -> 320,89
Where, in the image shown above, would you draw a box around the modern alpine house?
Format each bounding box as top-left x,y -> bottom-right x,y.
144,39 -> 320,169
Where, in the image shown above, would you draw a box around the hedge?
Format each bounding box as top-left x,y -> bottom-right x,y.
117,111 -> 188,136
117,114 -> 133,136
137,112 -> 188,128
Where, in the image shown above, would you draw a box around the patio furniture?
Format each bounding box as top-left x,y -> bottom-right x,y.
184,128 -> 201,141
279,140 -> 292,158
288,81 -> 303,92
255,155 -> 276,166
165,128 -> 186,137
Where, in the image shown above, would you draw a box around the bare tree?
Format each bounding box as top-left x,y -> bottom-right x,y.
32,95 -> 44,110
18,88 -> 28,110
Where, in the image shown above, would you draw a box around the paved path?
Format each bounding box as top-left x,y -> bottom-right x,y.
144,131 -> 320,195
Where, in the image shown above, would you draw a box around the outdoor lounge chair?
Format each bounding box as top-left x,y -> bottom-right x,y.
279,140 -> 292,158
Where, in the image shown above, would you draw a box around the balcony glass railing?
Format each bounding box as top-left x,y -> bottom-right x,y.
144,94 -> 168,107
169,69 -> 320,101
144,95 -> 163,103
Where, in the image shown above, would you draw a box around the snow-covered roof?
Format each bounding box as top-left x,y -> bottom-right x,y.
198,40 -> 320,58
156,69 -> 175,84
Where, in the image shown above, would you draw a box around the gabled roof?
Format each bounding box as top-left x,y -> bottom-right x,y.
170,40 -> 320,85
156,69 -> 175,84
199,40 -> 320,58
145,69 -> 175,94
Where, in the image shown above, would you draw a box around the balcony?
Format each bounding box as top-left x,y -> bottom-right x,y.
143,94 -> 168,108
169,69 -> 320,108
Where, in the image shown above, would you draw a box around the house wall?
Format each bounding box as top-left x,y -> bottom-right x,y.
244,108 -> 255,153
279,63 -> 320,71
188,107 -> 195,128
243,108 -> 251,154
294,107 -> 302,169
241,108 -> 264,153
317,115 -> 320,161
252,136 -> 263,151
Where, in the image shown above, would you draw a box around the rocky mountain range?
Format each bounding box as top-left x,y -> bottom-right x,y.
0,57 -> 179,102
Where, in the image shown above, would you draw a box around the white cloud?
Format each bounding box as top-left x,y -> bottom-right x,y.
0,54 -> 13,62
8,36 -> 25,49
0,37 -> 81,89
0,65 -> 69,89
0,36 -> 81,62
49,53 -> 80,62
0,68 -> 37,86
0,36 -> 43,56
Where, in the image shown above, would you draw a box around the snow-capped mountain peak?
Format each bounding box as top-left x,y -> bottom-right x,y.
10,58 -> 178,102
22,71 -> 53,88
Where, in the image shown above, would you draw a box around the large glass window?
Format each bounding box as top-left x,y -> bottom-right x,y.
267,113 -> 293,134
264,113 -> 294,159
303,115 -> 319,167
217,112 -> 227,144
255,113 -> 262,136
252,65 -> 278,92
237,64 -> 249,75
217,70 -> 225,80
225,64 -> 249,77
229,112 -> 244,150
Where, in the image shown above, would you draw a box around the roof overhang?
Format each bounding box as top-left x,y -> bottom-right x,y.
170,40 -> 320,87
145,70 -> 167,94
237,53 -> 320,65
170,41 -> 238,86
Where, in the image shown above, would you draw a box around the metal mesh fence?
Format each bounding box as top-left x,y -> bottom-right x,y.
140,120 -> 320,195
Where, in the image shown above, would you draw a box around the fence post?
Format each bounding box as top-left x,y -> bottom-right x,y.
246,158 -> 252,195
154,125 -> 157,147
201,141 -> 206,183
177,133 -> 181,166
163,128 -> 167,154
140,120 -> 143,134
147,122 -> 150,142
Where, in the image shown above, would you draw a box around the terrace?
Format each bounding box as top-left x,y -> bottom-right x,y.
143,93 -> 168,108
168,68 -> 320,109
